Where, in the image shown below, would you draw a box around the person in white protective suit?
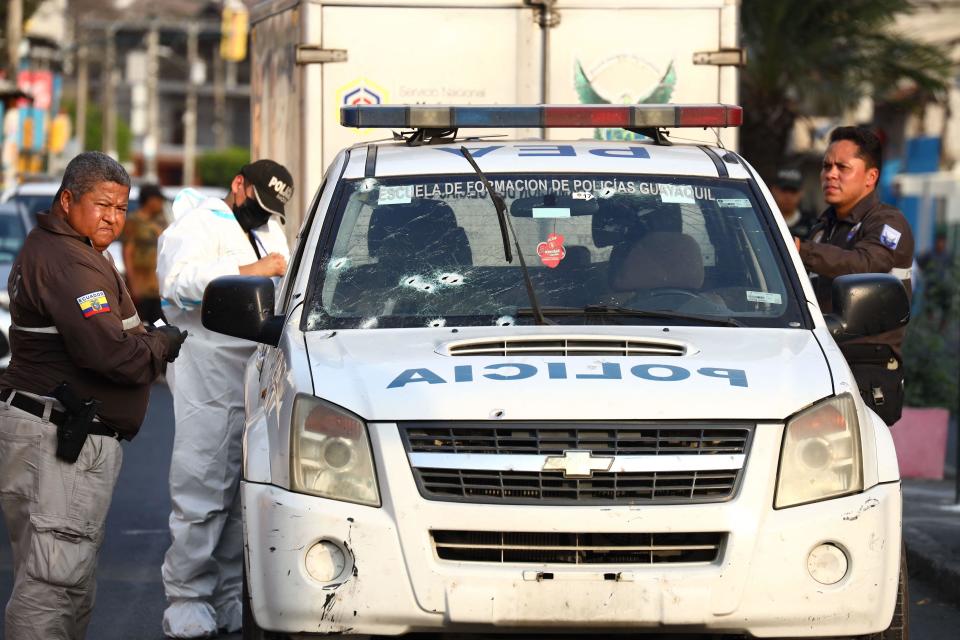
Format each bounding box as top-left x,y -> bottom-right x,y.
157,160 -> 293,638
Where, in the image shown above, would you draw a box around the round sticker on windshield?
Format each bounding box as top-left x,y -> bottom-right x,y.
536,232 -> 566,269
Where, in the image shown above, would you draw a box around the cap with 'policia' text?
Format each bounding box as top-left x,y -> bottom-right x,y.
240,159 -> 294,221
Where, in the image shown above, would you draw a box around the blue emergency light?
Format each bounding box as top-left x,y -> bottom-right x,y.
340,104 -> 743,129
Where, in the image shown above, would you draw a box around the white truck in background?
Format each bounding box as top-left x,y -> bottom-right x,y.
249,0 -> 743,239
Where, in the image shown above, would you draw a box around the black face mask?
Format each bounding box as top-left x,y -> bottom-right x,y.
233,199 -> 272,232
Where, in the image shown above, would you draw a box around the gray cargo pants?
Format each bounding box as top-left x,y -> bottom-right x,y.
0,394 -> 122,640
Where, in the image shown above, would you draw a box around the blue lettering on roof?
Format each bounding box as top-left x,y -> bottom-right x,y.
589,147 -> 651,159
432,145 -> 651,159
515,144 -> 576,157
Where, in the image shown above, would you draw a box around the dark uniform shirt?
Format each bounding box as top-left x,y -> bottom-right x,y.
785,208 -> 816,241
799,190 -> 914,355
0,212 -> 169,437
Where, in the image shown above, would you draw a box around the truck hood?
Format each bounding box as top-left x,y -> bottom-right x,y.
304,326 -> 832,422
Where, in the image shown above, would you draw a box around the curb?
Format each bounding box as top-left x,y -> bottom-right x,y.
904,524 -> 960,603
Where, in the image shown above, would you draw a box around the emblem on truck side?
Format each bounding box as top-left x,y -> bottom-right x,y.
542,450 -> 615,479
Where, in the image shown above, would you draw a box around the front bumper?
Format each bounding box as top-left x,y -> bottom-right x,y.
243,425 -> 902,637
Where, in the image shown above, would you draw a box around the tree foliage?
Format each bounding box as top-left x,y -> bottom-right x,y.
740,0 -> 952,181
903,258 -> 960,408
197,147 -> 250,187
62,99 -> 133,163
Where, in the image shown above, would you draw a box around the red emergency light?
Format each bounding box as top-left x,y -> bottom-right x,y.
340,104 -> 743,130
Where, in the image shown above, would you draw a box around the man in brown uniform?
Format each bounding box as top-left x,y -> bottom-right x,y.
0,152 -> 187,639
797,126 -> 914,425
122,183 -> 167,323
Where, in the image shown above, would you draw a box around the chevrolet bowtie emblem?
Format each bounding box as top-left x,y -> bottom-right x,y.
542,450 -> 615,478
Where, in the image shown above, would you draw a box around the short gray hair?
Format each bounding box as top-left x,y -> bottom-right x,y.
57,151 -> 130,202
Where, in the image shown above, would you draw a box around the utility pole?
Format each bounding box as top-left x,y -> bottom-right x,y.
182,23 -> 198,186
144,21 -> 160,181
102,26 -> 118,158
75,43 -> 88,151
6,0 -> 22,81
213,52 -> 227,149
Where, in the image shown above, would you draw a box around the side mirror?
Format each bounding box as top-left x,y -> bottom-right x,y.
825,273 -> 910,342
202,276 -> 284,346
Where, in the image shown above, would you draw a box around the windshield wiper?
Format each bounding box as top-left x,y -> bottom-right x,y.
517,304 -> 744,327
459,146 -> 551,325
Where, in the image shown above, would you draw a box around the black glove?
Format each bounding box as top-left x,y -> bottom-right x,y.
155,325 -> 189,362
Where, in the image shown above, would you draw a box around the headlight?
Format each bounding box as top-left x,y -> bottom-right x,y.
775,394 -> 862,509
290,394 -> 380,506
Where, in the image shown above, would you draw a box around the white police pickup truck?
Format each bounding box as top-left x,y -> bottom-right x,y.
202,105 -> 910,639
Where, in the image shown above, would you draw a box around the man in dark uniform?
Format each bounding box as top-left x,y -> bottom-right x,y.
771,165 -> 815,239
797,126 -> 914,425
0,152 -> 188,640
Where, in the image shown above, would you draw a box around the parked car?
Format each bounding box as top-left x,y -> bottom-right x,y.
0,201 -> 32,367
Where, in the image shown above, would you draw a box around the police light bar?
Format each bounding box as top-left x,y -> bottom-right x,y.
340,104 -> 743,129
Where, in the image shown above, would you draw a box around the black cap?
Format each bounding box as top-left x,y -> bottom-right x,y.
138,184 -> 167,208
240,159 -> 294,220
774,167 -> 802,190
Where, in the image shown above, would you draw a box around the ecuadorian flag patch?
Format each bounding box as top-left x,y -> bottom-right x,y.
77,291 -> 111,318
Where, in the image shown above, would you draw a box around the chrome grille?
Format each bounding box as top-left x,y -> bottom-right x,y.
402,423 -> 752,505
431,530 -> 725,565
403,424 -> 751,456
445,336 -> 687,357
413,468 -> 739,504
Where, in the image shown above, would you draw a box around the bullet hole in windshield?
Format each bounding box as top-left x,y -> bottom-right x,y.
438,273 -> 465,286
359,317 -> 379,330
401,275 -> 436,293
495,315 -> 515,327
359,178 -> 379,193
329,257 -> 351,271
426,318 -> 447,328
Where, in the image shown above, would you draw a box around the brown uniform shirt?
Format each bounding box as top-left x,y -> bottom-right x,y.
0,213 -> 169,437
798,190 -> 914,355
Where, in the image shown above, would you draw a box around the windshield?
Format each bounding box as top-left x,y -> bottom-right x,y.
304,173 -> 804,330
0,208 -> 27,263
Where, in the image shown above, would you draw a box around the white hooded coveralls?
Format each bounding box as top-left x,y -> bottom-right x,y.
156,189 -> 289,636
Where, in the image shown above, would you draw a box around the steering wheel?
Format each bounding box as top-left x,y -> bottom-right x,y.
643,287 -> 706,301
627,288 -> 730,314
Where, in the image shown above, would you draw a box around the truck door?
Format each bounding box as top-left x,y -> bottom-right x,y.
546,0 -> 740,149
320,3 -> 539,166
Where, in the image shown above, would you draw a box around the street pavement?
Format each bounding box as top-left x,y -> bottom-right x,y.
0,384 -> 959,639
903,478 -> 960,607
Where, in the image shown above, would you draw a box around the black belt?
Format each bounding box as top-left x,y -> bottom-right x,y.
0,389 -> 123,440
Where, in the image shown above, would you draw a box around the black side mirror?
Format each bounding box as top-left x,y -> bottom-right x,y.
202,276 -> 284,346
825,273 -> 910,342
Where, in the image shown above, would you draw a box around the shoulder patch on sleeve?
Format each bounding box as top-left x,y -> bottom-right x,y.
879,224 -> 902,250
77,291 -> 111,318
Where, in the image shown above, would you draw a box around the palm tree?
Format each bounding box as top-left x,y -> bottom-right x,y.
740,0 -> 952,181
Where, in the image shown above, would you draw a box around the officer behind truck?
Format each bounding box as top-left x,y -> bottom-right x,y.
770,165 -> 815,239
0,152 -> 187,640
797,126 -> 914,425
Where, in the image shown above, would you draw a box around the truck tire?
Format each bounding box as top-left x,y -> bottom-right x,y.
243,568 -> 291,640
857,545 -> 909,640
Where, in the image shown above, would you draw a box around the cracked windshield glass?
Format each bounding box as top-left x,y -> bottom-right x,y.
306,173 -> 803,329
